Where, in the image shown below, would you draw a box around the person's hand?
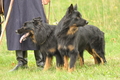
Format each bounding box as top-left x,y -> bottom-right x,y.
20,33 -> 30,43
42,0 -> 50,5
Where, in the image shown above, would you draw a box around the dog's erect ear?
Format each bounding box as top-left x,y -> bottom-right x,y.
33,20 -> 39,26
23,22 -> 27,26
38,17 -> 41,19
33,17 -> 42,22
74,4 -> 77,10
68,4 -> 74,14
37,17 -> 42,22
33,17 -> 41,21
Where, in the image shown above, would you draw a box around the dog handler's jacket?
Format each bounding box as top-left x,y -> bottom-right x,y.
4,0 -> 47,50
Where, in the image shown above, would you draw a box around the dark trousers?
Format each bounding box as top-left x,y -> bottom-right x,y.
0,17 -> 1,35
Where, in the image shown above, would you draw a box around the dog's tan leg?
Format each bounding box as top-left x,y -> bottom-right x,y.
78,54 -> 84,66
87,49 -> 99,64
93,54 -> 99,64
68,67 -> 74,72
63,55 -> 69,70
92,49 -> 104,64
43,57 -> 52,71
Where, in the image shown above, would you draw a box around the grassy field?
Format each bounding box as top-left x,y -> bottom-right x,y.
0,0 -> 120,80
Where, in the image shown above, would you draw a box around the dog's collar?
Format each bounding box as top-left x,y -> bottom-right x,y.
40,38 -> 47,45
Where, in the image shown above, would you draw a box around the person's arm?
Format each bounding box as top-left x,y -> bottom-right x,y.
42,0 -> 50,5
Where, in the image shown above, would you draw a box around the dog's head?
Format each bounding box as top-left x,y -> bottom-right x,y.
16,17 -> 50,43
16,17 -> 42,35
16,21 -> 34,35
61,4 -> 88,27
16,17 -> 43,43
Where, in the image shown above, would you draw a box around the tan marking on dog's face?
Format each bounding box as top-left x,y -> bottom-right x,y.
68,45 -> 74,51
67,24 -> 78,35
29,30 -> 37,43
48,48 -> 56,53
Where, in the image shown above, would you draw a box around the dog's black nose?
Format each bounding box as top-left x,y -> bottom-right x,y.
15,30 -> 18,33
86,21 -> 89,24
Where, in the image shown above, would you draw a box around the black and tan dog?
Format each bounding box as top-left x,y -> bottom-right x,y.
55,4 -> 107,72
16,17 -> 64,70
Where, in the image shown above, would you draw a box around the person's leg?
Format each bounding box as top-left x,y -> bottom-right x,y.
34,50 -> 46,68
10,50 -> 28,71
22,51 -> 28,67
0,17 -> 1,35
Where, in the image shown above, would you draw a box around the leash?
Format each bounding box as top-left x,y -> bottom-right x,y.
43,1 -> 51,23
0,0 -> 14,44
50,1 -> 58,24
44,1 -> 58,24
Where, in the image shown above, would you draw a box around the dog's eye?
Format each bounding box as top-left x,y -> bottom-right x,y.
23,27 -> 26,29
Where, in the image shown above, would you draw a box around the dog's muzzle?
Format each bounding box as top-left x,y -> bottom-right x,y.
85,21 -> 89,24
15,30 -> 18,33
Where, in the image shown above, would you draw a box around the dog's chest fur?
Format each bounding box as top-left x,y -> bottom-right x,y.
57,25 -> 79,50
35,25 -> 57,51
67,25 -> 78,35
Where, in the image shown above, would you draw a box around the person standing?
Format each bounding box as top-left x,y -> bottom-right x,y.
0,17 -> 1,35
3,0 -> 50,71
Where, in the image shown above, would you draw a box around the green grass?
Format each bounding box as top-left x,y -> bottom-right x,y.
0,0 -> 120,80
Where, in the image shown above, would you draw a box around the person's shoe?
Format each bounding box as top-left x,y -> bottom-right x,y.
9,50 -> 28,72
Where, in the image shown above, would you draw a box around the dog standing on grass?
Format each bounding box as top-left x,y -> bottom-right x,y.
16,17 -> 64,70
55,4 -> 107,72
16,4 -> 107,72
